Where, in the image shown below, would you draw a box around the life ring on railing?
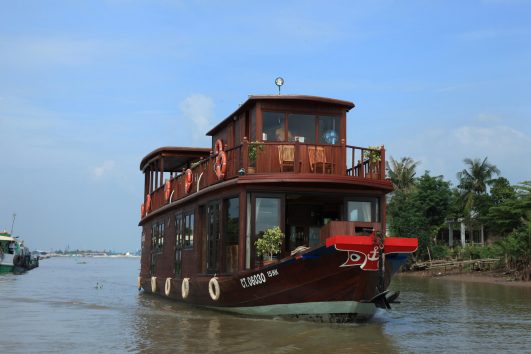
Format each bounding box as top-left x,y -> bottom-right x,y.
151,276 -> 157,293
208,277 -> 220,301
181,277 -> 190,299
164,180 -> 171,202
146,194 -> 152,213
214,139 -> 224,154
214,151 -> 227,180
165,277 -> 172,296
141,203 -> 145,218
184,169 -> 193,194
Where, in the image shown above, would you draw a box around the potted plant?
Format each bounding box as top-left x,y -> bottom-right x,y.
363,145 -> 382,176
255,226 -> 284,265
247,141 -> 264,174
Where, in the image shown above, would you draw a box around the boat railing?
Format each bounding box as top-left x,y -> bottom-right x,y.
146,141 -> 386,214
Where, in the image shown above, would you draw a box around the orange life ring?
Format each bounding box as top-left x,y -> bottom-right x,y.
214,151 -> 227,180
214,139 -> 224,154
184,169 -> 193,193
141,203 -> 145,218
164,180 -> 171,202
146,194 -> 152,212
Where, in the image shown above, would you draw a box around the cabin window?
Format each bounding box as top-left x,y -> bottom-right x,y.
224,197 -> 239,273
262,112 -> 285,141
151,221 -> 165,253
175,214 -> 183,276
318,116 -> 340,145
255,197 -> 281,238
288,114 -> 315,144
347,199 -> 380,222
184,212 -> 194,249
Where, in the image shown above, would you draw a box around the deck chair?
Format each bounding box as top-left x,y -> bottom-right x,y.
278,145 -> 295,172
308,146 -> 333,174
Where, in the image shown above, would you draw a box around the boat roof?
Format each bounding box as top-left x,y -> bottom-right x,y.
139,146 -> 211,172
0,235 -> 16,242
206,95 -> 355,136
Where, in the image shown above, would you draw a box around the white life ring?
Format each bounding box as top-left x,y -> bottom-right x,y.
151,276 -> 157,293
181,278 -> 190,299
165,277 -> 172,296
208,277 -> 220,301
137,276 -> 142,290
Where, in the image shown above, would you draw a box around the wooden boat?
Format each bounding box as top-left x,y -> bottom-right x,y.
137,94 -> 418,321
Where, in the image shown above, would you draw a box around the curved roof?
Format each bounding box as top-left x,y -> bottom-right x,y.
139,146 -> 211,171
206,94 -> 355,136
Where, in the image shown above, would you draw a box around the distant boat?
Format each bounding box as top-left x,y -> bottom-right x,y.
137,94 -> 418,322
0,231 -> 39,273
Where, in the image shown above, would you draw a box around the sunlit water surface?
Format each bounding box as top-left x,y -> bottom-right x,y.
0,257 -> 529,353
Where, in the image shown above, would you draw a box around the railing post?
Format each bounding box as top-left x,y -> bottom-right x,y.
242,137 -> 249,172
380,145 -> 385,180
340,139 -> 346,176
360,149 -> 365,178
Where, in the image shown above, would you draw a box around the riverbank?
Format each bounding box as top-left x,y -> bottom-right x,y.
397,269 -> 531,288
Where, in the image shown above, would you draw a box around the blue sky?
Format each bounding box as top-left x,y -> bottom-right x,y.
1,0 -> 530,251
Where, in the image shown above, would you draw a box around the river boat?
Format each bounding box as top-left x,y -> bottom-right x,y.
137,94 -> 418,321
0,231 -> 39,273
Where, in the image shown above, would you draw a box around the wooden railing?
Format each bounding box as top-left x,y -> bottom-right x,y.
145,141 -> 387,214
345,144 -> 385,180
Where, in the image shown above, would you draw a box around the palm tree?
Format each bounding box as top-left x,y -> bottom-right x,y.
457,157 -> 500,212
386,156 -> 420,191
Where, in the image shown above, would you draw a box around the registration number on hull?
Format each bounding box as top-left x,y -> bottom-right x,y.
240,269 -> 279,288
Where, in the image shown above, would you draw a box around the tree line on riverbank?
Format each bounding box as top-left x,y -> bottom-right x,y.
386,157 -> 530,280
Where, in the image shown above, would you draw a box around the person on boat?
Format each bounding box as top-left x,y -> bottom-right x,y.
275,126 -> 292,141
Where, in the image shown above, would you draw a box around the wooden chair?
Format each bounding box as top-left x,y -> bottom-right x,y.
308,146 -> 333,174
278,145 -> 295,172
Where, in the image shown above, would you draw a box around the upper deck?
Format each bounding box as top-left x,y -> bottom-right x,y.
140,95 -> 391,218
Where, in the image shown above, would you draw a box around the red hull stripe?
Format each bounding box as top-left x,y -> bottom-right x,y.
325,235 -> 418,254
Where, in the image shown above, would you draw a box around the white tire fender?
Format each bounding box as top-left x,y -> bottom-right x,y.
208,277 -> 220,301
165,277 -> 172,296
181,278 -> 190,299
151,276 -> 157,293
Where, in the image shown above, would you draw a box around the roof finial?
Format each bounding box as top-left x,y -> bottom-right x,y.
275,77 -> 284,95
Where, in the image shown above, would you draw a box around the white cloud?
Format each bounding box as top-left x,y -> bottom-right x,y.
92,160 -> 116,179
453,125 -> 527,149
179,94 -> 214,141
387,120 -> 531,185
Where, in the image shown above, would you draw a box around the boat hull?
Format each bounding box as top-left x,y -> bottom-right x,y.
140,239 -> 415,321
0,254 -> 14,273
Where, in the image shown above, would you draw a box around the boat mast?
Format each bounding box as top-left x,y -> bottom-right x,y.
10,213 -> 16,235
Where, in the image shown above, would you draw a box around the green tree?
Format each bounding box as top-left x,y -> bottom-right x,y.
388,172 -> 452,260
386,156 -> 420,191
457,157 -> 500,214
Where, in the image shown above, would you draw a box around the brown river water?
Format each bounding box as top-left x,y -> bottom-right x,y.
0,257 -> 529,353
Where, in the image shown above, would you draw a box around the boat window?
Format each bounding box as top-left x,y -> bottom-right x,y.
347,199 -> 379,222
255,197 -> 281,238
175,213 -> 183,276
287,114 -> 316,143
151,221 -> 165,253
318,116 -> 340,145
224,197 -> 239,273
184,212 -> 194,248
262,112 -> 285,141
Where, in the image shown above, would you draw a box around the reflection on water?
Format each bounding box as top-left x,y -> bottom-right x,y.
0,258 -> 529,353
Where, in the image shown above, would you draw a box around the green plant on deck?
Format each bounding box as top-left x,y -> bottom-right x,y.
363,145 -> 383,164
248,141 -> 264,164
255,226 -> 284,260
